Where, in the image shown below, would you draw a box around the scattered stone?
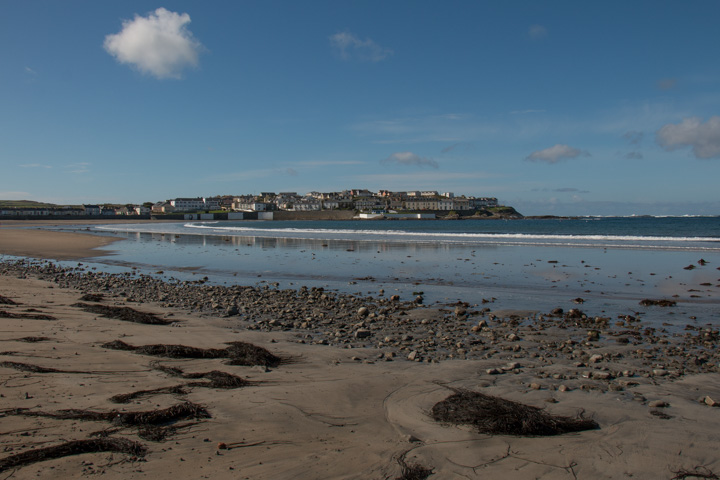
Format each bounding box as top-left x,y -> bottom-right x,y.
354,329 -> 372,339
639,299 -> 676,307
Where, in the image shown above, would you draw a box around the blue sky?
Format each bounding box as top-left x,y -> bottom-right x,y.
2,1 -> 720,216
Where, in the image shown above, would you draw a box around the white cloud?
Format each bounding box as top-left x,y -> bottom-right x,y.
526,144 -> 589,164
104,8 -> 203,79
656,116 -> 720,159
528,25 -> 547,40
382,152 -> 438,169
329,31 -> 393,62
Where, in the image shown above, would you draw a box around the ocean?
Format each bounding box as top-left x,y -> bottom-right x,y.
34,216 -> 720,328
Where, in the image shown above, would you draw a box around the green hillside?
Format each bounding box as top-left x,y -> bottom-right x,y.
0,200 -> 58,208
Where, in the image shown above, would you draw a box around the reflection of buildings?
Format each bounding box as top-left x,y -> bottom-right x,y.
138,230 -> 495,255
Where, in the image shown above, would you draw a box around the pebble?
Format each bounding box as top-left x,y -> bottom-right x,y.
2,259 -> 719,373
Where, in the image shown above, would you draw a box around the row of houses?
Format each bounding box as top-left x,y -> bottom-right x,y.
0,205 -> 151,217
153,191 -> 498,213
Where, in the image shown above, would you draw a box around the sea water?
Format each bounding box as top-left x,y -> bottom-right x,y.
37,216 -> 720,328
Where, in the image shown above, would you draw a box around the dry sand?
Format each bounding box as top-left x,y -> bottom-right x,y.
1,225 -> 720,479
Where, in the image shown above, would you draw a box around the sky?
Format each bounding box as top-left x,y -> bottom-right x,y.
2,1 -> 720,216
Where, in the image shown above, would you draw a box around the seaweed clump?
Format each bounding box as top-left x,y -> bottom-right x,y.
79,293 -> 104,302
101,339 -> 281,367
639,299 -> 677,307
0,361 -> 87,374
431,389 -> 599,436
72,303 -> 171,325
0,295 -> 19,305
12,401 -> 210,427
395,459 -> 434,480
0,310 -> 56,320
0,438 -> 146,473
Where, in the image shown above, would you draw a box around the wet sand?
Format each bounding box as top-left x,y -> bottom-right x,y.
1,224 -> 720,478
0,219 -> 181,260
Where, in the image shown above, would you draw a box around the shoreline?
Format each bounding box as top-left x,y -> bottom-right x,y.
0,228 -> 122,260
0,258 -> 719,478
0,219 -> 185,261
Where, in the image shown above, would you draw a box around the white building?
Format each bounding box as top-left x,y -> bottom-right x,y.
170,198 -> 206,211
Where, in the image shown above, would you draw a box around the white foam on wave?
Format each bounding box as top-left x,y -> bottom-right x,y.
183,223 -> 718,244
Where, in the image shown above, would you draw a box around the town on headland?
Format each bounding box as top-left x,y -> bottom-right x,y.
0,189 -> 523,221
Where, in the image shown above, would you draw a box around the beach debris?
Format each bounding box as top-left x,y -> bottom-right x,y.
10,336 -> 51,343
109,385 -> 188,404
184,370 -> 250,389
684,265 -> 697,270
698,259 -> 708,266
101,340 -> 282,367
79,293 -> 104,302
0,361 -> 90,374
430,389 -> 599,436
649,410 -> 673,420
0,294 -> 19,305
670,466 -> 719,479
11,402 -> 211,435
72,302 -> 172,325
0,310 -> 56,320
395,457 -> 434,480
0,438 -> 146,473
639,299 -> 677,307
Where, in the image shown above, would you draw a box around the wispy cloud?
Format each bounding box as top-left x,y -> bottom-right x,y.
555,187 -> 589,193
441,142 -> 474,154
625,151 -> 643,159
64,162 -> 91,174
510,109 -> 546,115
351,113 -> 493,144
528,24 -> 547,40
525,144 -> 590,164
24,66 -> 37,75
622,130 -> 644,145
329,31 -> 393,62
656,116 -> 720,159
104,7 -> 203,79
657,78 -> 678,90
19,163 -> 52,169
355,171 -> 493,184
292,160 -> 365,167
382,152 -> 438,169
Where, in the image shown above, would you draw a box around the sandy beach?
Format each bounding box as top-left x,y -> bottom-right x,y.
1,224 -> 720,479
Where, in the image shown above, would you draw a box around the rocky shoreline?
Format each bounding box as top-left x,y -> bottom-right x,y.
3,258 -> 718,395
